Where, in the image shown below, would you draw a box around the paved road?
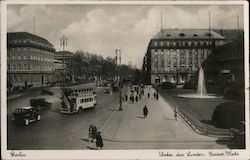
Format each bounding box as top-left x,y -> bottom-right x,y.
7,87 -> 119,149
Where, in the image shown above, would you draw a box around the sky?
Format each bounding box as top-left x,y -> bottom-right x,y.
7,4 -> 244,68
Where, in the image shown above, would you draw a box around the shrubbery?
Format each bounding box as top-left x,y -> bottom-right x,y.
160,82 -> 175,89
183,82 -> 196,89
212,102 -> 244,129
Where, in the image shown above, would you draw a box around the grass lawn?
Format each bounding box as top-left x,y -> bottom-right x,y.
158,88 -> 233,135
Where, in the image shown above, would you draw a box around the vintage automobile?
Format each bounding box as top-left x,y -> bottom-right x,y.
30,98 -> 52,111
40,88 -> 54,95
13,106 -> 41,126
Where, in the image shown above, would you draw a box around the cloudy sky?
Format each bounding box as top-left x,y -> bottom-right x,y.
7,4 -> 244,68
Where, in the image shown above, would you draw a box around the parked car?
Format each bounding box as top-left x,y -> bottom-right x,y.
30,98 -> 52,111
12,106 -> 41,126
41,88 -> 54,95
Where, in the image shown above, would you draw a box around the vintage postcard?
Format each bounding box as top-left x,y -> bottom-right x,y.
1,0 -> 249,160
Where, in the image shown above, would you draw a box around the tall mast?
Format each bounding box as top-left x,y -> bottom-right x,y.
33,16 -> 36,35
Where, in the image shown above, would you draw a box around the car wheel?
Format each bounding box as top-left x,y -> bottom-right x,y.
37,115 -> 41,121
25,119 -> 30,126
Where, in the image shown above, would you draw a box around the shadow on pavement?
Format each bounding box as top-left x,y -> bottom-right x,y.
80,138 -> 89,142
86,146 -> 97,150
136,115 -> 145,118
164,118 -> 176,121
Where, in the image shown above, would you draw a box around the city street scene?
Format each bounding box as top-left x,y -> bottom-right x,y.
4,2 -> 247,153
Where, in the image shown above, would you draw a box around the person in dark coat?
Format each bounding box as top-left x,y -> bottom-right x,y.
174,108 -> 178,121
125,94 -> 128,102
91,125 -> 97,141
88,124 -> 93,142
135,95 -> 138,103
95,131 -> 104,149
148,92 -> 150,98
143,105 -> 148,118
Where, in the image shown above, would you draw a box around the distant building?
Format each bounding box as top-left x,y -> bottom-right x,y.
7,32 -> 55,90
54,51 -> 74,82
142,29 -> 225,85
202,30 -> 244,85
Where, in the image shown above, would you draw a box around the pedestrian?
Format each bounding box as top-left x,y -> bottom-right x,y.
156,93 -> 159,100
174,108 -> 178,121
135,95 -> 138,103
139,94 -> 142,100
143,105 -> 148,118
88,124 -> 93,142
91,125 -> 97,141
125,94 -> 128,102
148,92 -> 150,98
95,131 -> 104,149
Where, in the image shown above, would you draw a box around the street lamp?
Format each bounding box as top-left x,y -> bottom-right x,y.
115,49 -> 123,111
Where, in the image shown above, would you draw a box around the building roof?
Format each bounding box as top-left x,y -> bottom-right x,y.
7,32 -> 55,52
8,32 -> 53,47
153,29 -> 225,40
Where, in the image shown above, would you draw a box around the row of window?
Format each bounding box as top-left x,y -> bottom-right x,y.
8,64 -> 54,71
9,40 -> 52,49
154,66 -> 199,72
153,40 -> 220,47
8,54 -> 54,62
80,98 -> 94,103
74,88 -> 94,93
9,74 -> 52,82
8,47 -> 54,55
154,57 -> 204,66
152,49 -> 210,56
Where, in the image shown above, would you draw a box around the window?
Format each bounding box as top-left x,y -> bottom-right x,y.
194,41 -> 198,46
18,64 -> 21,70
189,66 -> 192,72
13,54 -> 16,60
200,41 -> 204,46
160,41 -> 163,46
166,41 -> 170,46
173,41 -> 176,47
24,64 -> 27,70
167,59 -> 171,65
188,41 -> 191,46
189,58 -> 192,64
154,41 -> 158,46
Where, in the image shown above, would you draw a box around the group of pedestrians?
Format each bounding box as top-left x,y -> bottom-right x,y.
88,124 -> 103,149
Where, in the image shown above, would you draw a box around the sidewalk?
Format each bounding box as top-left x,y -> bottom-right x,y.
101,87 -> 219,143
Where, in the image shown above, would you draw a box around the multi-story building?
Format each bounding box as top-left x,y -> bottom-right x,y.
7,32 -> 55,90
142,29 -> 225,85
202,30 -> 244,85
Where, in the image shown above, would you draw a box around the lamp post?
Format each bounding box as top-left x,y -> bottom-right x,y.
115,49 -> 123,111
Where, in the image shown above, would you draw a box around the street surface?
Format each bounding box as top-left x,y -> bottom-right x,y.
7,87 -> 119,149
7,86 -> 230,149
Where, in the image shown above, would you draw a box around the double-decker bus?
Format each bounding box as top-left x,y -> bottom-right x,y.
61,83 -> 97,114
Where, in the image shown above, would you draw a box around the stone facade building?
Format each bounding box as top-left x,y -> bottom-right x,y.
142,29 -> 225,85
7,32 -> 55,90
202,30 -> 244,85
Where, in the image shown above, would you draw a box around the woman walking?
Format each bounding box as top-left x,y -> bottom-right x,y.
95,131 -> 104,149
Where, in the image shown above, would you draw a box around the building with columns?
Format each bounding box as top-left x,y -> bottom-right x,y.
142,29 -> 225,85
7,32 -> 55,90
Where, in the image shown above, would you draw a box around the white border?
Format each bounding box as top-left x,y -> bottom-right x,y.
1,1 -> 249,160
